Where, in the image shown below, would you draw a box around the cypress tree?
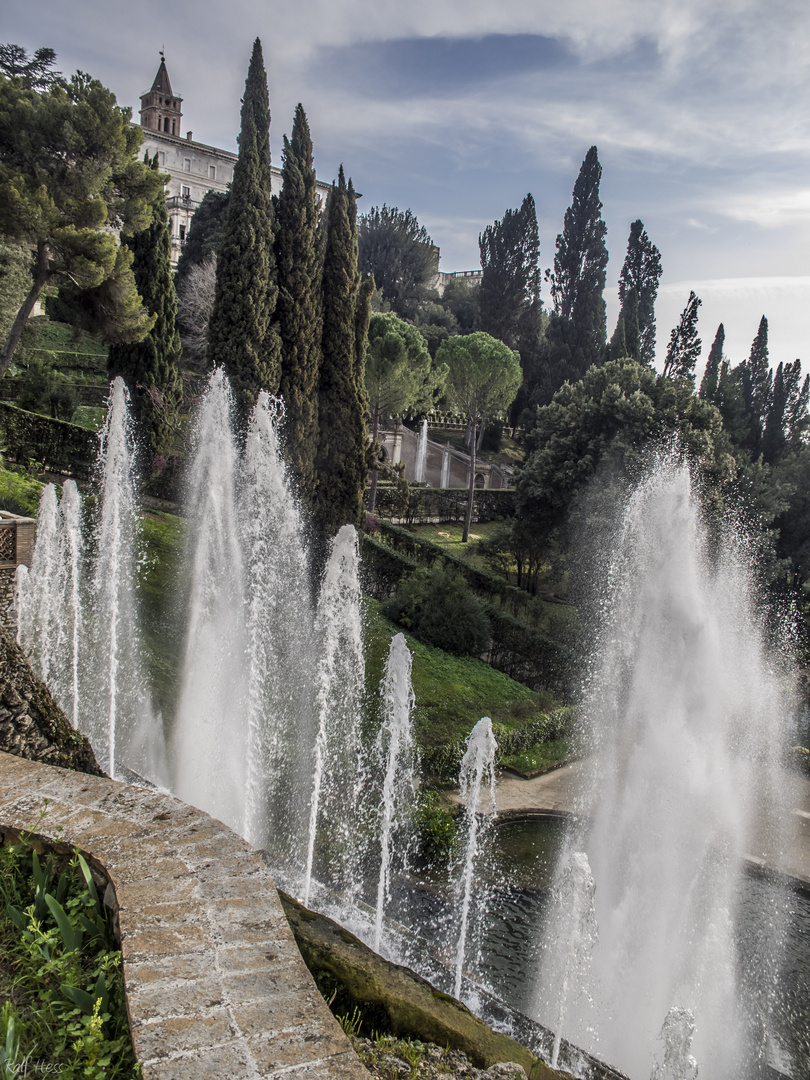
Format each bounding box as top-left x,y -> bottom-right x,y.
699,323 -> 724,401
108,154 -> 181,459
663,291 -> 702,382
547,146 -> 609,375
314,169 -> 369,539
618,220 -> 662,365
207,38 -> 280,415
175,190 -> 230,290
276,103 -> 321,498
608,315 -> 627,360
738,315 -> 772,456
479,193 -> 541,350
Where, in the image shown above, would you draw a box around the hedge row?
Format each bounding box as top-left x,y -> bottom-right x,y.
359,532 -> 574,695
0,401 -> 98,479
419,708 -> 575,784
0,377 -> 109,407
373,521 -> 565,631
25,348 -> 108,375
371,485 -> 515,524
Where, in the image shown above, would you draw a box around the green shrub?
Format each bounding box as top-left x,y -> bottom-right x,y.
16,357 -> 77,421
382,566 -> 491,656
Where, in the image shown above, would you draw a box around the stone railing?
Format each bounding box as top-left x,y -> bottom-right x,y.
0,750 -> 370,1080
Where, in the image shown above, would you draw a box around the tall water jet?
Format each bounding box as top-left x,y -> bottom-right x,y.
53,480 -> 83,728
650,1007 -> 698,1080
173,369 -> 248,829
303,524 -> 365,908
89,377 -> 142,777
454,716 -> 497,999
373,632 -> 417,953
539,454 -> 798,1079
240,392 -> 314,854
415,419 -> 428,483
16,483 -> 60,683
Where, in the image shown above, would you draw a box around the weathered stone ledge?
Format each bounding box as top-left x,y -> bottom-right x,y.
0,750 -> 370,1080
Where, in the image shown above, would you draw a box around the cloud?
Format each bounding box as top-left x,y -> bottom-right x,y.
720,190 -> 810,227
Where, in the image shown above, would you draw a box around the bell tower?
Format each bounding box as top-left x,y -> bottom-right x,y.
139,52 -> 183,137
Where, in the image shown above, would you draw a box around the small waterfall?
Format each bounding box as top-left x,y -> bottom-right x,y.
415,419 -> 428,483
454,716 -> 498,999
547,851 -> 598,1070
373,632 -> 417,953
650,1007 -> 698,1080
303,524 -> 365,908
173,369 -> 248,830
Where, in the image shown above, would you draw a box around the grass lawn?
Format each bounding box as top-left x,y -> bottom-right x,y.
363,597 -> 560,751
411,520 -> 504,571
500,737 -> 572,778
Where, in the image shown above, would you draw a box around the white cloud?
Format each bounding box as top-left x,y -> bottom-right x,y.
720,190 -> 810,227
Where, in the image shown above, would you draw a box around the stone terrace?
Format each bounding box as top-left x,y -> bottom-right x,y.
0,750 -> 371,1080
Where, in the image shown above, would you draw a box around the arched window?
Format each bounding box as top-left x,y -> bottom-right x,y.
474,473 -> 485,489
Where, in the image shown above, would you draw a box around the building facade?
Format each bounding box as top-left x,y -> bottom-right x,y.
137,56 -> 332,266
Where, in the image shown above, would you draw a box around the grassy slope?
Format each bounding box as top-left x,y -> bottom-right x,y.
0,464 -> 561,753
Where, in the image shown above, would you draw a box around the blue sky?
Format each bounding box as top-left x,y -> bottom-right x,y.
5,0 -> 810,374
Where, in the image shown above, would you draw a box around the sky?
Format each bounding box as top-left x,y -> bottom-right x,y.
5,0 -> 810,374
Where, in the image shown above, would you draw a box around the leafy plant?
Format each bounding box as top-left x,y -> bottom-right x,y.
382,566 -> 491,656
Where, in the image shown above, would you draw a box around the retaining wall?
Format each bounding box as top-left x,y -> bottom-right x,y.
0,750 -> 370,1080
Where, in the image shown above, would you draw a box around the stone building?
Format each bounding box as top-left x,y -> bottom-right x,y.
137,55 -> 332,266
377,421 -> 512,490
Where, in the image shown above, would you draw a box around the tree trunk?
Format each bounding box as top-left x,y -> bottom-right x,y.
368,403 -> 381,515
0,243 -> 51,378
462,416 -> 477,543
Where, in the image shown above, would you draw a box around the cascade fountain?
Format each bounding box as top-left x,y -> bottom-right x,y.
415,419 -> 428,483
537,454 -> 799,1079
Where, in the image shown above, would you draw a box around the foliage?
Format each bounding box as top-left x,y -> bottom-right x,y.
762,360 -> 809,465
0,63 -> 164,372
357,205 -> 437,318
0,241 -> 31,348
439,277 -> 480,334
498,736 -> 571,778
663,290 -> 702,381
435,332 -> 521,541
0,44 -> 60,89
0,838 -> 138,1077
699,323 -> 724,402
0,401 -> 96,478
15,356 -> 77,420
0,462 -> 43,515
478,193 -> 542,353
174,190 -> 229,289
276,104 -> 322,499
545,145 -> 609,379
516,356 -> 732,545
618,220 -> 662,365
737,315 -> 773,457
314,170 -> 370,539
382,565 -> 492,656
176,254 -> 216,370
412,790 -> 458,858
107,155 -> 182,460
207,38 -> 280,414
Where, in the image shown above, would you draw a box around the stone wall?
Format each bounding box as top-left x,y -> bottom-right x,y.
0,750 -> 372,1080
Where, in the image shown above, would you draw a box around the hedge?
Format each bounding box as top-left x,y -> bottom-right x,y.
0,401 -> 98,479
359,531 -> 575,696
0,377 -> 109,407
372,521 -> 568,632
371,485 -> 515,524
419,707 -> 575,784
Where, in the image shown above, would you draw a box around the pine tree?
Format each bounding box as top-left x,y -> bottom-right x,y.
738,315 -> 772,456
547,146 -> 609,374
763,358 -> 809,464
314,169 -> 369,539
107,154 -> 181,459
663,291 -> 702,382
276,103 -> 321,498
207,38 -> 280,416
618,220 -> 662,365
609,288 -> 640,361
699,324 -> 724,401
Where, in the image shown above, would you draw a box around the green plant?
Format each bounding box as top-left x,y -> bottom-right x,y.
337,1006 -> 364,1038
382,566 -> 491,656
413,791 -> 458,859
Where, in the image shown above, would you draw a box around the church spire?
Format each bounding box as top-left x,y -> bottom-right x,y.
140,54 -> 183,136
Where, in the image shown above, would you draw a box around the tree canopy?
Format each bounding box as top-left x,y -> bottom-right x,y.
663,291 -> 702,382
618,220 -> 662,365
436,331 -> 521,541
357,205 -> 437,317
516,356 -> 731,544
0,63 -> 164,373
